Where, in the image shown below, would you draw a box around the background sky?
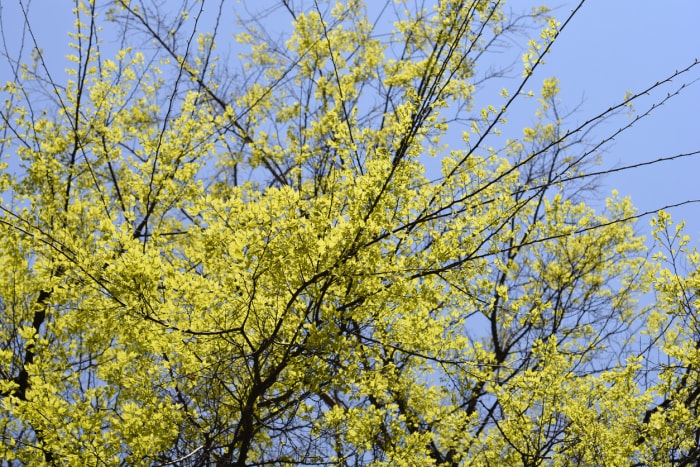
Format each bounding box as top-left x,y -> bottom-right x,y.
2,0 -> 699,244
542,1 -> 700,241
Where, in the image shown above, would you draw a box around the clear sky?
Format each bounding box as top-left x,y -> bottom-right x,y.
539,1 -> 700,239
2,0 -> 699,241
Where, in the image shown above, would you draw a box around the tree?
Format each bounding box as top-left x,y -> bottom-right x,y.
0,0 -> 699,465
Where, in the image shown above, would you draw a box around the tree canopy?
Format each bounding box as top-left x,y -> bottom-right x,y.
0,1 -> 699,465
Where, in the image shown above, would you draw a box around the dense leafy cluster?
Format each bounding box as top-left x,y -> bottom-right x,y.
0,1 -> 699,465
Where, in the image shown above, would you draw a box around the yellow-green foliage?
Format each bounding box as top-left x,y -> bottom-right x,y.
0,0 -> 698,465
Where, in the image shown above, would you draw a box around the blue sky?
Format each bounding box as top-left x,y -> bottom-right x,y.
540,1 -> 700,238
2,0 -> 699,241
